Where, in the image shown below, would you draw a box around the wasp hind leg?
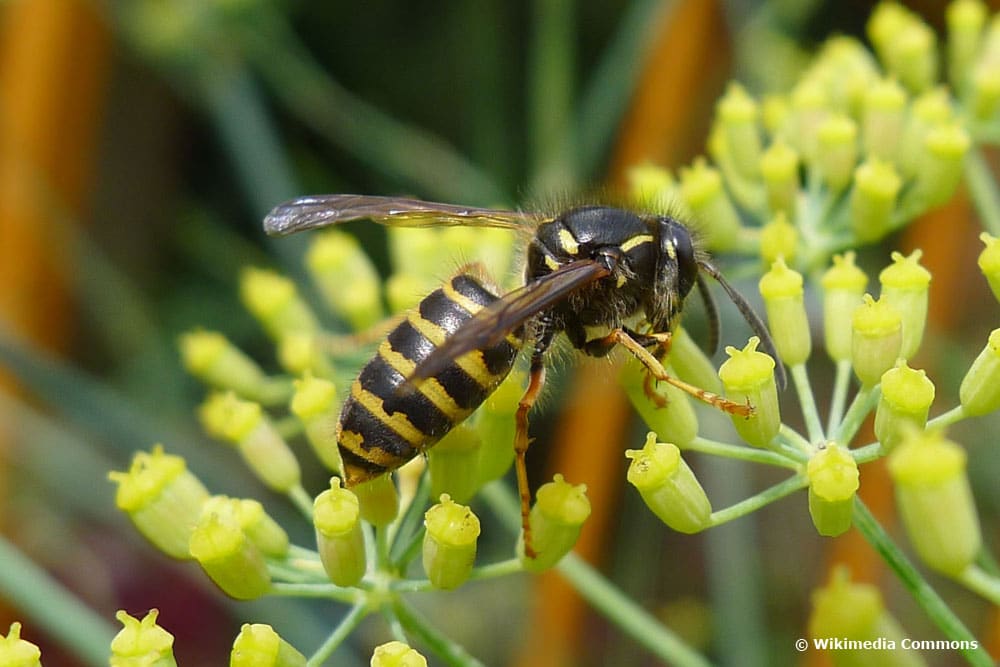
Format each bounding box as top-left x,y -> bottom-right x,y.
515,355 -> 546,560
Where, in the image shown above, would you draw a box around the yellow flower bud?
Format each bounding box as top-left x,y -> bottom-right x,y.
189,509 -> 271,600
851,294 -> 902,387
290,375 -> 344,473
110,609 -> 176,667
475,370 -> 524,483
759,259 -> 811,366
807,443 -> 859,537
808,566 -> 918,666
239,267 -> 319,342
821,252 -> 869,362
875,361 -> 935,453
626,163 -> 676,209
423,495 -> 480,589
427,425 -> 483,504
200,393 -> 301,492
353,474 -> 399,527
371,641 -> 428,667
679,158 -> 742,252
850,158 -> 902,244
947,0 -> 988,92
816,114 -> 858,191
718,337 -> 780,448
759,212 -> 798,265
716,82 -> 762,180
888,429 -> 981,576
202,496 -> 289,558
314,478 -> 366,587
306,230 -> 384,331
959,328 -> 1000,416
520,475 -> 591,572
230,623 -> 306,667
977,232 -> 1000,303
878,250 -> 931,360
179,330 -> 289,404
109,445 -> 209,560
626,433 -> 711,534
0,623 -> 41,667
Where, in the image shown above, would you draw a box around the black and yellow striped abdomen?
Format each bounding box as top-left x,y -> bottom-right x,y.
337,273 -> 523,486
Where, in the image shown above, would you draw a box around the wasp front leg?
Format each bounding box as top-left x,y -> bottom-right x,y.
579,327 -> 675,408
606,329 -> 752,417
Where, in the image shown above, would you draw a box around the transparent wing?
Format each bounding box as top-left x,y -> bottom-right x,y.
410,260 -> 612,383
264,194 -> 541,235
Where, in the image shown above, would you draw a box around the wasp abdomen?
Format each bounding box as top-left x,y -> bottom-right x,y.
337,273 -> 522,486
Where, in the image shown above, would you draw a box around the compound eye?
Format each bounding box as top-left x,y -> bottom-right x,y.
672,226 -> 697,297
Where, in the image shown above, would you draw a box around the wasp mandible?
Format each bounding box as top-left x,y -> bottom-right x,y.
264,194 -> 785,558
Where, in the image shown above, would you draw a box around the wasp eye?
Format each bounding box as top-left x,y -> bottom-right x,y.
672,225 -> 697,297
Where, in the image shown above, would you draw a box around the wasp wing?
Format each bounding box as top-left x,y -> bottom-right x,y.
409,259 -> 612,383
264,194 -> 539,236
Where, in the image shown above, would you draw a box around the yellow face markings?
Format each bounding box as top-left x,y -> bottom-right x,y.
620,233 -> 654,253
664,238 -> 677,261
377,340 -> 471,422
544,254 -> 560,271
406,313 -> 500,388
557,228 -> 580,256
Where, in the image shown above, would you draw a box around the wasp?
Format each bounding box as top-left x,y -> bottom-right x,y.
264,194 -> 784,557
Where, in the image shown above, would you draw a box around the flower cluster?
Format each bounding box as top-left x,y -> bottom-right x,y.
86,1 -> 1000,664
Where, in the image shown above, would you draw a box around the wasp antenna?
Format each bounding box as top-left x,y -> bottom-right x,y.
699,260 -> 788,391
695,272 -> 720,356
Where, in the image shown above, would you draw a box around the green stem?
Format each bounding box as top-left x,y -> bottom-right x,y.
307,603 -> 370,667
393,598 -> 487,667
0,535 -> 114,666
777,424 -> 813,460
481,481 -> 710,666
288,484 -> 315,521
376,524 -> 392,569
832,385 -> 879,446
389,471 -> 431,568
381,604 -> 408,643
852,500 -> 994,667
791,363 -> 825,443
707,474 -> 808,527
556,555 -> 712,667
850,442 -> 883,464
267,559 -> 327,584
392,558 -> 523,592
267,582 -> 361,603
684,436 -> 800,469
956,565 -> 1000,606
826,359 -> 853,435
927,404 -> 966,430
965,146 -> 1000,236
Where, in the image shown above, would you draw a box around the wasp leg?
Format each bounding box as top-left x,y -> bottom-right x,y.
608,329 -> 752,417
635,331 -> 673,409
515,355 -> 546,559
579,328 -> 674,408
